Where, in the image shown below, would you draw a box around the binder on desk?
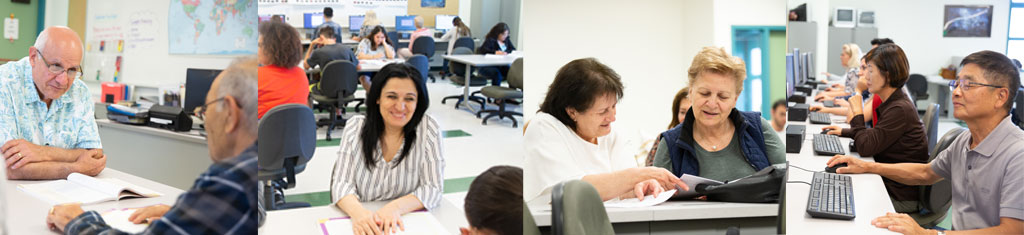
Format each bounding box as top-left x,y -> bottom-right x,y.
317,211 -> 447,235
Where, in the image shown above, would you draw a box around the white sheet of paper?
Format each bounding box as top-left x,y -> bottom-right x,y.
101,209 -> 149,233
4,18 -> 17,40
318,211 -> 448,235
603,189 -> 677,208
674,174 -> 725,199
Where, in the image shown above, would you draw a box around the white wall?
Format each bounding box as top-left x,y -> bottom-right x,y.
713,0 -> 788,53
522,0 -> 714,135
792,0 -> 1011,76
44,0 -> 69,27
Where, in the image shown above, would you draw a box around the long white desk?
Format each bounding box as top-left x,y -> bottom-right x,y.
785,90 -> 899,234
529,200 -> 778,234
259,199 -> 469,234
3,168 -> 185,234
95,119 -> 211,190
441,54 -> 523,113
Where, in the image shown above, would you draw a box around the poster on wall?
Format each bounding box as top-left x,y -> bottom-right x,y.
421,0 -> 445,8
942,5 -> 993,38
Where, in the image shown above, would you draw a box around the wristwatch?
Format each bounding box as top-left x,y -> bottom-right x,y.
935,230 -> 945,235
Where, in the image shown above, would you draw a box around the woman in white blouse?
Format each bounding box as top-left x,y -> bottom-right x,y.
524,58 -> 688,205
331,63 -> 443,235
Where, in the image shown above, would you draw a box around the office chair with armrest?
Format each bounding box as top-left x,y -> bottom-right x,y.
311,60 -> 361,141
258,104 -> 317,210
917,127 -> 966,227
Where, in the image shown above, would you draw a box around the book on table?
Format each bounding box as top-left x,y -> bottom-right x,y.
17,173 -> 162,205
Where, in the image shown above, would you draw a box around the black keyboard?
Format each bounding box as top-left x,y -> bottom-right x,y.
812,134 -> 845,156
823,100 -> 837,107
806,172 -> 856,220
809,112 -> 831,124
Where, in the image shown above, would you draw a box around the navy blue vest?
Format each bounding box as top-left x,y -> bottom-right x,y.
660,108 -> 771,177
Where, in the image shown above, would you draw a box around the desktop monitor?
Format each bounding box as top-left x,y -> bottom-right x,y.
806,52 -> 815,82
786,53 -> 795,98
184,69 -> 222,114
349,15 -> 365,32
792,48 -> 803,84
803,53 -> 812,83
833,7 -> 856,28
858,10 -> 875,27
395,15 -> 417,32
435,14 -> 457,31
304,12 -> 325,29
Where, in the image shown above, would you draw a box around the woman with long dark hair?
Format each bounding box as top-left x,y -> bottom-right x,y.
477,22 -> 517,86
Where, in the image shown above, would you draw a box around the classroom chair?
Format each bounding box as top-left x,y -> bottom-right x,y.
442,36 -> 476,79
312,60 -> 362,141
551,180 -> 614,235
387,31 -> 402,49
411,36 -> 437,82
477,57 -> 523,127
405,55 -> 431,98
906,74 -> 929,112
258,104 -> 317,210
1014,87 -> 1024,129
916,127 -> 965,227
922,103 -> 940,152
441,47 -> 489,110
523,201 -> 542,235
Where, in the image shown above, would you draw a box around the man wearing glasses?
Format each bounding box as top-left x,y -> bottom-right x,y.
827,50 -> 1023,234
0,26 -> 105,180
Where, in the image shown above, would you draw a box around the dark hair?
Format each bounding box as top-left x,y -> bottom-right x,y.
258,21 -> 303,67
772,99 -> 787,110
318,26 -> 335,39
360,63 -> 430,170
464,166 -> 522,235
453,17 -> 471,36
863,44 -> 909,88
368,25 -> 392,51
668,87 -> 689,129
485,22 -> 510,41
539,58 -> 624,130
323,7 -> 334,18
959,50 -> 1021,112
870,38 -> 894,46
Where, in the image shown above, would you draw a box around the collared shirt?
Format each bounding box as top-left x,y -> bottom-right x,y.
0,57 -> 101,149
330,115 -> 445,210
64,143 -> 259,234
931,115 -> 1024,230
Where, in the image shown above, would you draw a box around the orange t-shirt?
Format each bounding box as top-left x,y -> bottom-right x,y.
258,65 -> 310,119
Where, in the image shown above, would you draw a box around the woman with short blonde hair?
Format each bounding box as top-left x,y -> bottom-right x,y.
815,43 -> 863,102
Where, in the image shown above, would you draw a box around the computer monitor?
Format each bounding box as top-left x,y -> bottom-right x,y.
184,69 -> 222,113
858,10 -> 875,27
803,53 -> 812,84
786,53 -> 795,98
833,7 -> 856,28
349,15 -> 365,32
304,12 -> 325,29
435,14 -> 457,31
792,48 -> 803,84
395,15 -> 417,32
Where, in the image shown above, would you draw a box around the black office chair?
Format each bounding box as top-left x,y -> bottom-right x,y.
311,60 -> 361,141
1014,87 -> 1024,130
922,104 -> 940,152
387,31 -> 401,49
411,36 -> 437,82
442,37 -> 476,79
917,127 -> 965,227
551,180 -> 614,235
258,104 -> 317,210
907,74 -> 929,112
404,55 -> 431,98
441,47 -> 488,110
477,57 -> 523,127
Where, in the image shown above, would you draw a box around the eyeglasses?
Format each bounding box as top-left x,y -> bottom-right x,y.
948,79 -> 1002,92
34,49 -> 83,80
193,97 -> 227,121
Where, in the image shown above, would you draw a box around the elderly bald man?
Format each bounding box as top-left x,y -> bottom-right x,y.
0,26 -> 105,180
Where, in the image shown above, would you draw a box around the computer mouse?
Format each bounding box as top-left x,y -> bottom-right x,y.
826,163 -> 848,173
849,141 -> 857,152
821,129 -> 830,135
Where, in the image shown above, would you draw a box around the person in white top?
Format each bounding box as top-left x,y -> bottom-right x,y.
330,63 -> 444,235
439,16 -> 471,55
524,58 -> 688,205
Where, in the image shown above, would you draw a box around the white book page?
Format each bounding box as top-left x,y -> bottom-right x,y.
17,180 -> 109,205
68,173 -> 124,199
674,174 -> 725,198
101,178 -> 162,199
101,208 -> 149,233
603,189 -> 677,208
319,211 -> 448,235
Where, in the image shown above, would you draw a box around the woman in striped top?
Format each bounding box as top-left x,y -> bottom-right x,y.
330,63 -> 444,235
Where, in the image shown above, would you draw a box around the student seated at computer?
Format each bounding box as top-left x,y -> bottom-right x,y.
352,10 -> 383,42
815,43 -> 862,101
305,27 -> 360,93
651,47 -> 786,182
315,7 -> 343,41
811,61 -> 870,117
477,22 -> 517,86
524,58 -> 688,205
0,26 -> 105,180
397,16 -> 434,59
48,56 -> 259,234
460,166 -> 522,235
771,99 -> 787,137
330,63 -> 443,235
826,50 -> 1023,235
644,87 -> 690,166
821,44 -> 929,218
258,21 -> 309,119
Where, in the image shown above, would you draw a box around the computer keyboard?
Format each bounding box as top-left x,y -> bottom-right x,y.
812,134 -> 846,156
806,172 -> 856,220
809,112 -> 831,124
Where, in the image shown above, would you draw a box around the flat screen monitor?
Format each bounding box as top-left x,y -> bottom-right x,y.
792,48 -> 803,84
304,12 -> 324,29
184,69 -> 222,113
807,52 -> 815,81
803,53 -> 812,84
395,15 -> 417,32
786,53 -> 795,98
435,15 -> 457,31
349,15 -> 365,32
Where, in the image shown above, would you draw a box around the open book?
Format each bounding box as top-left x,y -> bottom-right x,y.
101,208 -> 150,233
17,173 -> 162,205
318,211 -> 448,235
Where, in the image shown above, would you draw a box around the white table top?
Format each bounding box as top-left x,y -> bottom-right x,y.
3,168 -> 185,234
442,53 -> 523,67
358,59 -> 405,73
530,200 -> 778,226
259,199 -> 469,234
95,119 -> 207,145
925,74 -> 953,85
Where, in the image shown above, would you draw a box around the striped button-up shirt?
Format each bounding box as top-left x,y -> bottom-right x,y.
64,143 -> 258,234
331,115 -> 445,210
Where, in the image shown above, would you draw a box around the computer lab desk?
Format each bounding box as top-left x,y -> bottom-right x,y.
529,195 -> 779,234
95,119 -> 212,190
785,97 -> 898,234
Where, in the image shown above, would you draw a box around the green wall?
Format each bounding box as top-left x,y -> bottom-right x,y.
768,29 -> 786,113
0,0 -> 39,61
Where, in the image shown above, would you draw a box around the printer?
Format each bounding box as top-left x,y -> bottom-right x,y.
147,105 -> 193,132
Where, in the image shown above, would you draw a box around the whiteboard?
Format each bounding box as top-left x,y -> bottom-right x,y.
83,0 -> 243,88
257,0 -> 409,30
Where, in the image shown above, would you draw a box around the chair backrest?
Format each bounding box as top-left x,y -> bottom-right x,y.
405,55 -> 430,97
922,103 -> 940,153
320,60 -> 360,99
906,74 -> 928,99
387,31 -> 400,49
920,127 -> 966,224
257,104 -> 317,183
523,201 -> 542,235
1015,87 -> 1024,129
452,36 -> 475,52
507,57 -> 524,89
551,180 -> 614,235
411,36 -> 435,57
448,47 -> 475,76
